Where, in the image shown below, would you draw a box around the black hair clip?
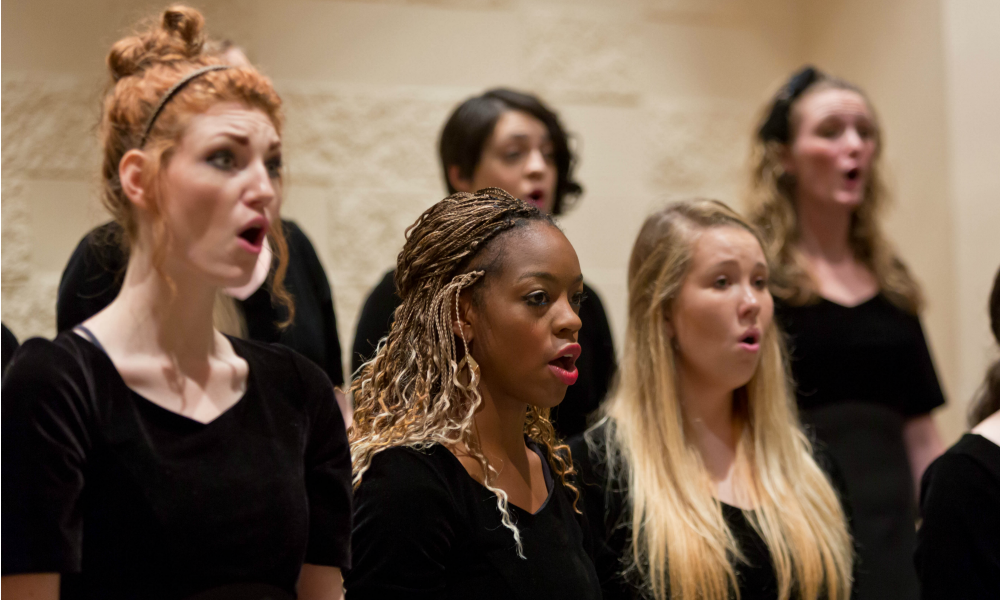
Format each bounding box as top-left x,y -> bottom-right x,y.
758,65 -> 822,143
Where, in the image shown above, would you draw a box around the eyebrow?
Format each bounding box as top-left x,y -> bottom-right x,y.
709,259 -> 768,270
518,271 -> 584,284
216,132 -> 281,151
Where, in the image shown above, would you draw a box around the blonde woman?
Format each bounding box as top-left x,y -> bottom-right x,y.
747,66 -> 945,600
570,200 -> 854,600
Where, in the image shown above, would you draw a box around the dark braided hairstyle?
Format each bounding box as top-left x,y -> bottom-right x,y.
350,188 -> 580,556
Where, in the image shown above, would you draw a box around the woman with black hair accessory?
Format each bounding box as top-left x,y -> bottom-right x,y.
1,6 -> 351,599
747,66 -> 946,600
55,40 -> 345,390
916,266 -> 1000,599
351,88 -> 616,439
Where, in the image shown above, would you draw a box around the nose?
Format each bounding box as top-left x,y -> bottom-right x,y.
843,127 -> 863,157
525,148 -> 547,181
554,293 -> 583,340
244,160 -> 277,209
738,285 -> 762,322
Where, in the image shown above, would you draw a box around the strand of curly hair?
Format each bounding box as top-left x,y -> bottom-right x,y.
349,189 -> 580,557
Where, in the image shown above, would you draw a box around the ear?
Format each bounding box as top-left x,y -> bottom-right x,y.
119,149 -> 152,210
451,291 -> 476,346
448,164 -> 474,194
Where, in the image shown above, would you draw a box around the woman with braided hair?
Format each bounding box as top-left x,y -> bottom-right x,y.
2,6 -> 350,599
345,189 -> 601,599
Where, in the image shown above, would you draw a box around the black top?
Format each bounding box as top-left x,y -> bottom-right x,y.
57,220 -> 344,386
569,422 -> 854,600
1,333 -> 353,599
775,294 -> 945,600
916,433 -> 1000,600
2,322 -> 18,374
351,270 -> 617,437
345,443 -> 601,600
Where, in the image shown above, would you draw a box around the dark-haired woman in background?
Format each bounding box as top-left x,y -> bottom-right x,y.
55,41 -> 345,391
1,6 -> 351,599
916,266 -> 1000,599
747,66 -> 945,600
351,88 -> 616,438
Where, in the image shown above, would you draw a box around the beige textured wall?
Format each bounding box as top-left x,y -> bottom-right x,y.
2,1 -> 994,443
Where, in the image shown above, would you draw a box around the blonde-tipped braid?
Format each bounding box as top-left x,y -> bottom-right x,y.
350,189 -> 580,557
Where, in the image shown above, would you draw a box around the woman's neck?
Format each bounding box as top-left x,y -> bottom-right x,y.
678,368 -> 740,484
473,385 -> 529,461
795,196 -> 854,262
93,244 -> 219,362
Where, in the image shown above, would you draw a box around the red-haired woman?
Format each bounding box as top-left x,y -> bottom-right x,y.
1,7 -> 351,600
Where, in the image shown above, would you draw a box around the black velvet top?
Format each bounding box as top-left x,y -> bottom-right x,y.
345,443 -> 601,600
1,322 -> 18,374
569,423 -> 854,600
351,269 -> 617,437
775,294 -> 945,600
56,220 -> 344,386
1,333 -> 353,600
916,433 -> 1000,600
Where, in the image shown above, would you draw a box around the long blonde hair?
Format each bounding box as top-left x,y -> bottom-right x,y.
594,199 -> 853,600
745,69 -> 922,313
350,189 -> 579,556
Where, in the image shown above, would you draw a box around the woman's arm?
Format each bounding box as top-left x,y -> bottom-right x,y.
903,413 -> 945,497
1,573 -> 59,600
298,565 -> 343,600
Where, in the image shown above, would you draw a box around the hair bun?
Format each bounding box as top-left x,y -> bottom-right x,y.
107,4 -> 206,82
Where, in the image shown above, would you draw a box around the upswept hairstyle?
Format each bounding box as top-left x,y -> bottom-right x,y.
100,5 -> 292,322
592,199 -> 853,600
969,266 -> 1000,426
439,88 -> 583,216
746,65 -> 922,314
350,188 -> 579,555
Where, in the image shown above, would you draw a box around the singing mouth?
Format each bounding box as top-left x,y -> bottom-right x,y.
526,190 -> 545,206
845,167 -> 861,181
238,222 -> 267,249
740,330 -> 760,345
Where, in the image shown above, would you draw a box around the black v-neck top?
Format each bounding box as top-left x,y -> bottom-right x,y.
916,433 -> 1000,599
775,294 -> 945,600
570,422 -> 854,600
344,443 -> 601,600
1,333 -> 353,599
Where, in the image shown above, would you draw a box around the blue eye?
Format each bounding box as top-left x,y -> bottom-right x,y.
207,149 -> 236,170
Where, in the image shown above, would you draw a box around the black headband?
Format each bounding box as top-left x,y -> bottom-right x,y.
139,64 -> 231,147
758,65 -> 822,143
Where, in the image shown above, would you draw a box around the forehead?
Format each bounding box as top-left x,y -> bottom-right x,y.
796,88 -> 872,122
689,226 -> 765,269
180,101 -> 279,144
489,221 -> 579,278
490,110 -> 550,142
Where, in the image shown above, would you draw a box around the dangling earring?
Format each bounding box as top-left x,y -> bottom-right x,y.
458,353 -> 480,381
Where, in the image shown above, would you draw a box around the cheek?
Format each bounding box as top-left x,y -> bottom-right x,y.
674,295 -> 728,351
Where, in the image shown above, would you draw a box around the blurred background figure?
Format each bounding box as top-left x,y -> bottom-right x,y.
748,66 -> 945,600
916,265 -> 1000,600
1,323 -> 18,375
352,88 -> 616,439
55,39 -> 345,390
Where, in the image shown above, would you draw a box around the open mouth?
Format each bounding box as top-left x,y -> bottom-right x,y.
740,330 -> 760,346
549,354 -> 577,371
526,190 -> 544,206
845,167 -> 861,181
548,343 -> 581,385
238,224 -> 266,249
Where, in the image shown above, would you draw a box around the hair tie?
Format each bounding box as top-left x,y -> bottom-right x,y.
758,65 -> 822,143
139,64 -> 231,147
